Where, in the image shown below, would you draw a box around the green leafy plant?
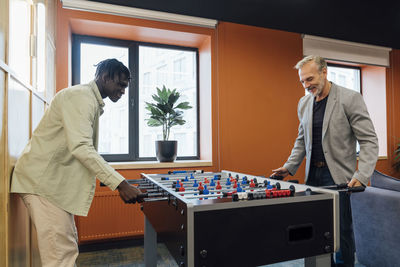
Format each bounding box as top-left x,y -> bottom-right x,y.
145,85 -> 192,141
394,142 -> 400,172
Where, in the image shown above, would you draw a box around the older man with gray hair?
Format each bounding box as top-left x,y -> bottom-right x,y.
272,55 -> 378,267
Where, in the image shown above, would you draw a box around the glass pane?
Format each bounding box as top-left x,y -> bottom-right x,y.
9,0 -> 31,84
0,70 -> 4,140
138,46 -> 197,157
327,66 -> 360,93
8,78 -> 30,158
32,94 -> 45,133
36,3 -> 46,92
0,0 -> 6,61
80,43 -> 129,154
45,38 -> 55,100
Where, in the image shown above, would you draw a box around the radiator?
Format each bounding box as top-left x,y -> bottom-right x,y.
75,191 -> 144,243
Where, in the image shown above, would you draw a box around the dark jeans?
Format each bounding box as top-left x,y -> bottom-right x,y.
307,166 -> 355,267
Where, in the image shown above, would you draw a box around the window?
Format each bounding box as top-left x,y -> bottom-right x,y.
9,0 -> 48,94
35,1 -> 46,93
9,0 -> 31,84
327,64 -> 361,93
77,40 -> 129,156
139,46 -> 197,158
72,35 -> 199,161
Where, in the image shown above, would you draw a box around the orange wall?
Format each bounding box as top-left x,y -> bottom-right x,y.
216,22 -> 306,181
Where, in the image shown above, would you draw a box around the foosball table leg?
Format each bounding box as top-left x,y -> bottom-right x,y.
144,216 -> 157,267
305,253 -> 331,267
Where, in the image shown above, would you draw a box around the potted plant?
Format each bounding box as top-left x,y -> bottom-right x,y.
145,85 -> 192,162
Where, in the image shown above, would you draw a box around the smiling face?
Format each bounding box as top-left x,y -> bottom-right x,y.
100,73 -> 129,102
298,61 -> 328,100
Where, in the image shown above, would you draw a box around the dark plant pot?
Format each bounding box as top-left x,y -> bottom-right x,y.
156,140 -> 177,162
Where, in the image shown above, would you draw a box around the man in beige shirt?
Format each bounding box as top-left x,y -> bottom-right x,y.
11,59 -> 144,267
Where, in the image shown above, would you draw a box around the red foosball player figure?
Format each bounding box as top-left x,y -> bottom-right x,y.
198,182 -> 204,191
216,181 -> 222,199
233,180 -> 238,189
249,180 -> 255,191
198,182 -> 204,200
216,181 -> 222,190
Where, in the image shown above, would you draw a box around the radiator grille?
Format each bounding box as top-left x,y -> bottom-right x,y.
76,191 -> 144,243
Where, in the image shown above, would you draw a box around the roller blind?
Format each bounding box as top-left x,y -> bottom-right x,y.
303,35 -> 392,67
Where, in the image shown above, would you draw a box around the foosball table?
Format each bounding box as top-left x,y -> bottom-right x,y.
133,170 -> 341,267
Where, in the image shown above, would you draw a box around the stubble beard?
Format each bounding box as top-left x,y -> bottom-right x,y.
313,77 -> 325,98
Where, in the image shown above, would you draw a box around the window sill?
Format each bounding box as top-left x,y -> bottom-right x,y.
110,160 -> 213,170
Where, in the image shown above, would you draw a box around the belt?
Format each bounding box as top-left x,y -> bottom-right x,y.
312,161 -> 327,168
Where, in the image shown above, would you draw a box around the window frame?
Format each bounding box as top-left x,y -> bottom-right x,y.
72,34 -> 200,162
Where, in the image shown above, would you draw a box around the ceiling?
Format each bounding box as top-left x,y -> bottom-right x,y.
87,0 -> 400,49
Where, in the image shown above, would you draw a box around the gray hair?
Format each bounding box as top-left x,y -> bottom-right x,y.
295,55 -> 327,72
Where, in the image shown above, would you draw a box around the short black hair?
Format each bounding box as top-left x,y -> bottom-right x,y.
95,58 -> 131,81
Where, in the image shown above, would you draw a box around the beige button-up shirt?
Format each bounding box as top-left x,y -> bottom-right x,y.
11,81 -> 125,216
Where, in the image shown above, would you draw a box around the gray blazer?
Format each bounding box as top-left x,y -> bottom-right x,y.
283,83 -> 379,186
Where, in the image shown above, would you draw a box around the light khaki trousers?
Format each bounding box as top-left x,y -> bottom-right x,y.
20,194 -> 79,267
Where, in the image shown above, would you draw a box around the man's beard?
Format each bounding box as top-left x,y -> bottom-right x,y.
308,78 -> 325,97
